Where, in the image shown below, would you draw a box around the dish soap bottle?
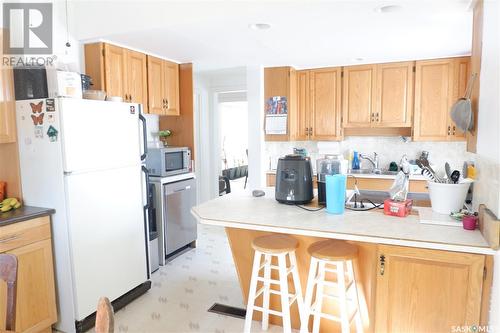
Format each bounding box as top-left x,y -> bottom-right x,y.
352,151 -> 360,170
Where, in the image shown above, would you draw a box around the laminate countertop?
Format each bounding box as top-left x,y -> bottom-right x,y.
192,189 -> 495,255
0,206 -> 55,227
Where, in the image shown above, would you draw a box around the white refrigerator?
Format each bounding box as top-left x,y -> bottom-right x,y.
16,98 -> 150,332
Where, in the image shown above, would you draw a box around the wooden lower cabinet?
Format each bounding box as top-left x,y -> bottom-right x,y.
0,216 -> 57,332
375,245 -> 485,333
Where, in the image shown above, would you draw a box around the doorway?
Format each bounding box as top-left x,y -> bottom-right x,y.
218,92 -> 248,195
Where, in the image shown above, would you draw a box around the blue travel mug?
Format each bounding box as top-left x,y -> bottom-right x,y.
326,174 -> 347,214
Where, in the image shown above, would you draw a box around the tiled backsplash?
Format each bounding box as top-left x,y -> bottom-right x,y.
265,137 -> 475,174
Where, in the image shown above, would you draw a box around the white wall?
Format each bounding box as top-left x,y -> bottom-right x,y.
472,1 -> 500,331
246,65 -> 265,191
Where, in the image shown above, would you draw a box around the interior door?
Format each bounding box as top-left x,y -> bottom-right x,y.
147,56 -> 165,115
104,44 -> 127,99
59,99 -> 140,172
64,165 -> 147,320
375,62 -> 414,127
309,68 -> 342,140
342,65 -> 376,128
126,50 -> 148,112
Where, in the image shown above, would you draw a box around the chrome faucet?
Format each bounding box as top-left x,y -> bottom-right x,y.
359,152 -> 381,174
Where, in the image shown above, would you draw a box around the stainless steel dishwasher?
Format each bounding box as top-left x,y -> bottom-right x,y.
164,177 -> 197,256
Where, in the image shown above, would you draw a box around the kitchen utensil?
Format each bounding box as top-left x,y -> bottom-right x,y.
450,73 -> 476,132
275,154 -> 314,204
421,169 -> 438,182
445,162 -> 452,181
417,158 -> 444,183
462,162 -> 468,178
316,154 -> 348,205
450,170 -> 460,184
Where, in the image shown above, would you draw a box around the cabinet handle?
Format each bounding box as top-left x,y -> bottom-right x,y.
379,254 -> 385,276
452,126 -> 456,135
165,99 -> 169,109
129,94 -> 132,102
376,112 -> 379,122
447,125 -> 451,135
0,234 -> 19,243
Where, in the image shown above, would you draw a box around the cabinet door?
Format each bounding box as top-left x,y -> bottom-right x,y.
147,56 -> 165,115
448,57 -> 470,141
375,62 -> 414,127
413,59 -> 454,141
0,239 -> 57,331
342,65 -> 376,128
309,68 -> 342,140
295,70 -> 310,140
375,245 -> 484,333
104,44 -> 127,99
126,50 -> 148,112
163,60 -> 180,116
0,62 -> 16,143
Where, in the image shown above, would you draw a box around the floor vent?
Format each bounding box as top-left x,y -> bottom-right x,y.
208,303 -> 246,319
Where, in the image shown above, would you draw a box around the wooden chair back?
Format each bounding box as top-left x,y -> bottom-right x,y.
95,297 -> 114,333
0,254 -> 18,331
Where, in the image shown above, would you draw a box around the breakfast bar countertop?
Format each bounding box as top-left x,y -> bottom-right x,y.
0,206 -> 55,227
192,189 -> 494,255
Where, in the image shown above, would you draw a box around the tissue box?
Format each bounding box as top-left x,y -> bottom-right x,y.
384,199 -> 413,217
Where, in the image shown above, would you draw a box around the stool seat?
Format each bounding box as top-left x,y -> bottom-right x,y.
308,240 -> 358,261
252,234 -> 298,254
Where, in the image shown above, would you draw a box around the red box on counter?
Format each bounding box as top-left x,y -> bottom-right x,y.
383,199 -> 413,217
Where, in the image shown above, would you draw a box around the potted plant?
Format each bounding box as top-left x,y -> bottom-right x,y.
158,130 -> 172,146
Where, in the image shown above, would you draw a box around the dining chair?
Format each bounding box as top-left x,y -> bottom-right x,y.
95,297 -> 115,333
0,254 -> 18,332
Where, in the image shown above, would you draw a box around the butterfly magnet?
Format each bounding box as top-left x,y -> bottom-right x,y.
30,101 -> 45,125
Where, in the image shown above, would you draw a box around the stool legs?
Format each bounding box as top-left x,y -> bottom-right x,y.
262,254 -> 271,330
244,250 -> 263,333
302,259 -> 364,333
244,250 -> 304,333
346,260 -> 363,333
278,254 -> 292,333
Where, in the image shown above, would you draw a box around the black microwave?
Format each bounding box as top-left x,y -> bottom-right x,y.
13,66 -> 48,100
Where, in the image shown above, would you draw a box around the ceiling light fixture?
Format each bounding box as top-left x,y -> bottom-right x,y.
248,23 -> 271,31
375,5 -> 403,13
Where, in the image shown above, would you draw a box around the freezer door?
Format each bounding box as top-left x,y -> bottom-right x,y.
58,99 -> 141,172
64,165 -> 148,320
164,178 -> 197,255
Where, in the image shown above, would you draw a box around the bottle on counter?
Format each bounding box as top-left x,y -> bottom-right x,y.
352,151 -> 360,170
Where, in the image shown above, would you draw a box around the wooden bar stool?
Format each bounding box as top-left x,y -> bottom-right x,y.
301,240 -> 363,333
244,234 -> 305,333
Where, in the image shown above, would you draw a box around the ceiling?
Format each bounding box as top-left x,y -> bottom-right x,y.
72,0 -> 473,71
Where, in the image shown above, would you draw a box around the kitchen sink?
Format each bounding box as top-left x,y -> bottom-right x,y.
349,169 -> 398,176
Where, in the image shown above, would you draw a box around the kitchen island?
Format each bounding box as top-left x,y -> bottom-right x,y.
192,189 -> 495,333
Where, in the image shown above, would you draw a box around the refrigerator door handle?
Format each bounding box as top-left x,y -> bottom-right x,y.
139,105 -> 148,162
142,166 -> 151,210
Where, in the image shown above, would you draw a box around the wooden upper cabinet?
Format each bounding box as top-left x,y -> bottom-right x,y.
375,62 -> 413,127
264,67 -> 296,141
147,56 -> 165,115
147,56 -> 180,116
309,68 -> 342,140
294,70 -> 310,140
449,57 -> 471,141
0,47 -> 16,144
342,65 -> 376,128
103,44 -> 127,99
125,50 -> 148,112
163,60 -> 180,116
413,57 -> 469,141
375,245 -> 484,333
